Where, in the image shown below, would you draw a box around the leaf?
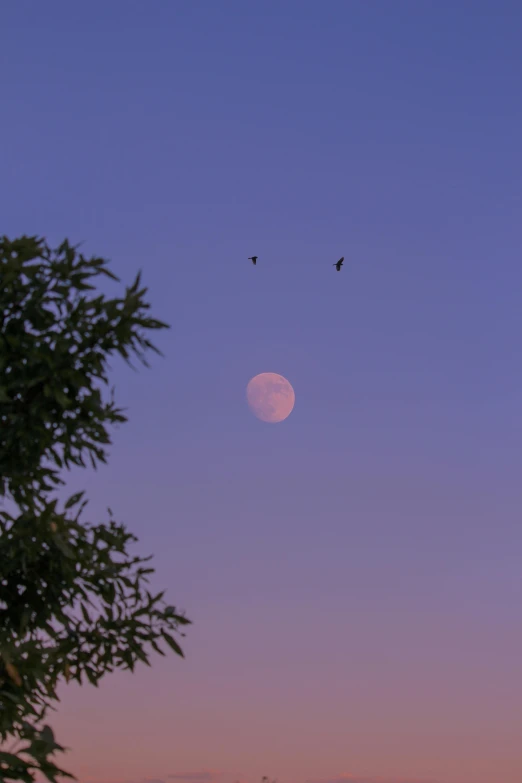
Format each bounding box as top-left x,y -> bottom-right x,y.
150,639 -> 166,656
161,631 -> 184,658
53,388 -> 71,408
0,751 -> 29,765
99,266 -> 119,281
40,725 -> 55,745
64,490 -> 85,509
134,647 -> 150,666
164,607 -> 191,625
52,533 -> 75,558
5,661 -> 22,686
103,580 -> 116,604
85,667 -> 98,686
132,607 -> 150,618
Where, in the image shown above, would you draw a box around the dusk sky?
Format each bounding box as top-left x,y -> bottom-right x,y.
2,2 -> 522,782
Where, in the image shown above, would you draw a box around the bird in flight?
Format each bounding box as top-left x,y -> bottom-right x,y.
333,256 -> 344,271
248,256 -> 258,265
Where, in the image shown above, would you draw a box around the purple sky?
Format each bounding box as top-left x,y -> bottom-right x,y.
2,2 -> 522,782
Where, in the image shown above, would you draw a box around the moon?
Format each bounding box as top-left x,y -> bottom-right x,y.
246,372 -> 295,423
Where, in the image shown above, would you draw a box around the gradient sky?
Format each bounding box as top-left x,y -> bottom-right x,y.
2,2 -> 522,782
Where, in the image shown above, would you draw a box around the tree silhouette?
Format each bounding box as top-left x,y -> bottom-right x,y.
0,236 -> 190,782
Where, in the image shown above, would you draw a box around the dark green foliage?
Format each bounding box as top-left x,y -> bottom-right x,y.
0,235 -> 167,508
0,236 -> 190,782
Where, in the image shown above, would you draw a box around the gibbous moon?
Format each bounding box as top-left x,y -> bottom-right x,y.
246,372 -> 295,423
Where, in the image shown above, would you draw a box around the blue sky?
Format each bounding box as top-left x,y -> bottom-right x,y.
2,2 -> 522,782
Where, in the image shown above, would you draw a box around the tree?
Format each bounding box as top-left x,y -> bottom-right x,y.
0,236 -> 190,783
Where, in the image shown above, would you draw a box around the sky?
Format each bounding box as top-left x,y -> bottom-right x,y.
1,1 -> 522,782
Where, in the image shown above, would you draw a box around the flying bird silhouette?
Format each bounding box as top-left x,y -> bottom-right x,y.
248,256 -> 258,265
333,257 -> 344,271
